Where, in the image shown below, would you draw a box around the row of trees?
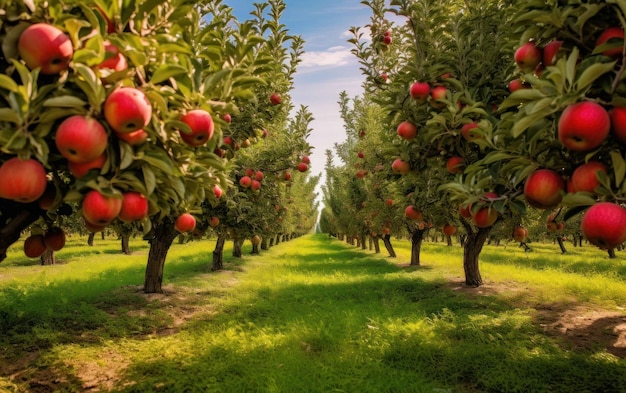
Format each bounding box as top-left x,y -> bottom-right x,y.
0,0 -> 318,293
321,0 -> 626,286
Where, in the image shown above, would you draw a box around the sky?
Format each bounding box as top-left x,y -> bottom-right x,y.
223,0 -> 374,201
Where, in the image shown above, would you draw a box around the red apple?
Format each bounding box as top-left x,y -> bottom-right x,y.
104,87 -> 152,133
391,159 -> 411,175
270,93 -> 281,105
222,113 -> 232,123
56,115 -> 108,163
459,204 -> 472,219
514,41 -> 542,72
430,85 -> 447,109
223,136 -> 233,146
179,109 -> 214,147
558,101 -> 610,152
81,190 -> 123,226
254,171 -> 264,182
213,185 -> 223,198
385,199 -> 393,206
209,216 -> 220,227
397,121 -> 417,141
37,183 -> 57,211
404,205 -> 423,221
297,162 -> 308,172
595,27 -> 624,58
68,153 -> 107,178
239,176 -> 252,188
301,156 -> 311,165
581,202 -> 626,249
472,207 -> 498,228
251,179 -> 261,191
357,151 -> 365,159
610,106 -> 626,144
98,42 -> 127,73
513,226 -> 529,242
115,129 -> 148,145
0,157 -> 47,203
508,79 -> 530,93
523,169 -> 565,209
24,234 -> 47,258
410,81 -> 430,102
43,227 -> 66,251
442,224 -> 457,236
18,23 -> 73,75
283,171 -> 292,181
542,40 -> 563,67
446,156 -> 465,174
461,122 -> 481,141
571,161 -> 607,193
84,219 -> 107,233
356,170 -> 367,179
175,213 -> 196,233
118,192 -> 149,222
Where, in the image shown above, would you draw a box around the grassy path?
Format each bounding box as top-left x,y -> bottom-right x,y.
1,234 -> 626,392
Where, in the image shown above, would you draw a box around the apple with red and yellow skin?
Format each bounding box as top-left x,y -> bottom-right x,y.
251,180 -> 261,191
513,226 -> 529,242
118,192 -> 149,222
245,168 -> 254,177
0,157 -> 47,203
385,199 -> 393,206
82,190 -> 123,226
175,213 -> 196,233
459,204 -> 472,219
397,121 -> 417,141
514,41 -> 542,72
297,162 -> 308,172
213,185 -> 223,198
98,42 -> 127,73
209,216 -> 220,227
115,129 -> 148,145
542,40 -> 563,67
442,224 -> 457,236
179,109 -> 214,147
582,202 -> 626,249
446,156 -> 465,174
523,168 -> 565,209
43,227 -> 66,251
239,176 -> 252,188
24,234 -> 47,258
404,205 -> 423,221
558,101 -> 610,152
410,81 -> 430,102
472,207 -> 498,228
68,153 -> 106,178
596,27 -> 624,58
254,171 -> 264,182
430,85 -> 447,109
222,113 -> 232,123
270,93 -> 281,105
461,122 -> 481,141
571,161 -> 607,193
56,115 -> 108,164
18,23 -> 73,75
104,87 -> 152,133
391,159 -> 410,175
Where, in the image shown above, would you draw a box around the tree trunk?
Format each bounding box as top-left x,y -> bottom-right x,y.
121,234 -> 131,255
40,249 -> 55,265
251,243 -> 260,255
608,248 -> 617,259
556,236 -> 567,254
382,234 -> 396,258
463,226 -> 491,287
101,231 -> 105,240
372,236 -> 380,253
87,232 -> 95,246
144,220 -> 178,294
446,235 -> 452,246
459,234 -> 467,247
269,237 -> 275,247
410,229 -> 425,266
212,234 -> 226,271
261,236 -> 269,250
361,232 -> 367,250
232,237 -> 243,258
275,234 -> 281,245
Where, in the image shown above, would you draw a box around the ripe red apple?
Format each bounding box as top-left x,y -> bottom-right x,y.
459,204 -> 472,219
382,34 -> 392,45
223,136 -> 233,146
18,23 -> 73,75
391,159 -> 411,175
596,27 -> 624,58
68,153 -> 106,178
404,205 -> 423,221
209,216 -> 220,227
397,121 -> 417,141
356,170 -> 368,179
175,213 -> 196,233
245,168 -> 255,177
542,40 -> 563,67
442,224 -> 457,236
610,106 -> 626,144
251,179 -> 261,191
43,227 -> 66,251
104,87 -> 152,133
359,130 -> 366,138
213,185 -> 223,198
254,171 -> 264,182
357,151 -> 365,159
270,93 -> 281,105
239,176 -> 252,188
118,192 -> 149,222
446,156 -> 465,174
385,199 -> 393,206
222,113 -> 232,123
56,115 -> 108,163
430,85 -> 447,109
297,162 -> 308,172
0,157 -> 47,203
513,226 -> 529,242
24,234 -> 47,258
179,109 -> 214,147
472,207 -> 498,228
97,42 -> 127,73
461,122 -> 481,141
514,41 -> 542,72
571,161 -> 607,193
81,190 -> 123,226
115,129 -> 148,145
301,156 -> 311,165
558,101 -> 610,152
523,169 -> 565,209
581,202 -> 626,249
410,81 -> 430,102
283,171 -> 292,181
508,79 -> 530,93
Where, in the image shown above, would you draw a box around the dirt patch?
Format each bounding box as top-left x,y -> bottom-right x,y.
73,350 -> 130,392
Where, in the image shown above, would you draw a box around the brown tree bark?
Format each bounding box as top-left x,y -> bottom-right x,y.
608,248 -> 617,259
251,243 -> 260,255
361,232 -> 367,250
87,232 -> 95,246
446,234 -> 453,246
269,237 -> 275,247
410,229 -> 425,266
212,233 -> 226,271
556,236 -> 567,254
232,237 -> 243,258
372,235 -> 380,253
144,220 -> 178,294
382,234 -> 396,258
121,234 -> 131,255
261,236 -> 269,250
40,249 -> 55,265
462,226 -> 491,287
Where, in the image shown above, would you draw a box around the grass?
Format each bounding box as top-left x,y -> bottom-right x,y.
0,234 -> 625,392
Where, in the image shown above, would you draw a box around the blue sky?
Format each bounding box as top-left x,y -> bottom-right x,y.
223,1 -> 373,190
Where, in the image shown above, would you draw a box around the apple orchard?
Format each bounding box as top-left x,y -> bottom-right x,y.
2,0 -> 626,292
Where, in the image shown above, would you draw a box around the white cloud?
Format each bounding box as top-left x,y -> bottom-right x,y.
300,46 -> 353,68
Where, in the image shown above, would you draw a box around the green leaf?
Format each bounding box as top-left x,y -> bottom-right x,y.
43,96 -> 88,108
565,47 -> 579,88
610,150 -> 626,188
142,165 -> 156,195
575,61 -> 616,92
150,64 -> 188,85
156,43 -> 193,56
563,205 -> 588,222
0,74 -> 18,92
561,192 -> 597,207
0,108 -> 21,123
119,141 -> 134,170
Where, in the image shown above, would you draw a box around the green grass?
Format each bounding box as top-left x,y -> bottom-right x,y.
1,234 -> 625,392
